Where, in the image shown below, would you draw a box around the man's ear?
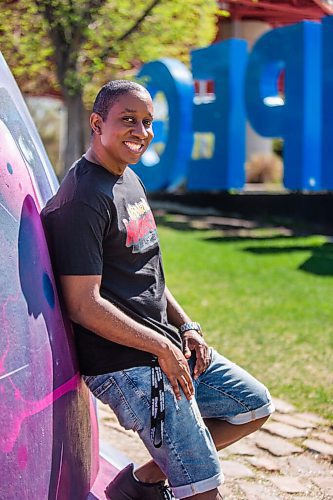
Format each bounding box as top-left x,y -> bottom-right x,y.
90,112 -> 103,135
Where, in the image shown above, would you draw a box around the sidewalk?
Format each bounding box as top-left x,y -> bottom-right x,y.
98,397 -> 333,499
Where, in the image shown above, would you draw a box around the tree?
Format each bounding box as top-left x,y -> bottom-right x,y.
0,0 -> 217,174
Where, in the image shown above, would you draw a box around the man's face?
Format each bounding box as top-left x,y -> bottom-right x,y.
97,90 -> 154,170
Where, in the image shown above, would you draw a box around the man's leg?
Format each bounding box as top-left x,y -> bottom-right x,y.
136,347 -> 273,489
135,350 -> 274,499
204,415 -> 269,450
84,368 -> 224,499
135,416 -> 268,484
135,464 -> 223,499
194,348 -> 274,431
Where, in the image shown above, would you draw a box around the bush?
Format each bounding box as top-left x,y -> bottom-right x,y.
246,152 -> 283,184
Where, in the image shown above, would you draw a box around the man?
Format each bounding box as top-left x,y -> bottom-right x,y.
42,80 -> 274,500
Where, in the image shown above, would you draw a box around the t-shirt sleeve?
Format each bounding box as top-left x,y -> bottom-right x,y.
44,200 -> 110,276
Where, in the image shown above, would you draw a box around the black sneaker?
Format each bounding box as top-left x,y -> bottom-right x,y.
104,463 -> 175,500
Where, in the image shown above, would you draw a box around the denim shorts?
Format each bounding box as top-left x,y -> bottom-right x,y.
83,348 -> 274,498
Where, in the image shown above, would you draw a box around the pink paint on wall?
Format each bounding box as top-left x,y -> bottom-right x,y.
0,120 -> 40,216
0,55 -> 99,499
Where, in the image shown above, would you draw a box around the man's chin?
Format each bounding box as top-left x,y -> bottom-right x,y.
128,156 -> 144,165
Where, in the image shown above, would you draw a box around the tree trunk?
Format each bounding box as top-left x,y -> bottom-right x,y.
62,89 -> 89,178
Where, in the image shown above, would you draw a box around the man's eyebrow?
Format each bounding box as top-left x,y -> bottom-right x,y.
121,108 -> 153,118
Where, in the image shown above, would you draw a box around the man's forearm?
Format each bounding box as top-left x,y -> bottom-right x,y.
165,286 -> 192,329
72,294 -> 171,357
71,291 -> 195,400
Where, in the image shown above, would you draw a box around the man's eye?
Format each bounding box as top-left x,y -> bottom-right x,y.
123,117 -> 135,123
143,120 -> 152,128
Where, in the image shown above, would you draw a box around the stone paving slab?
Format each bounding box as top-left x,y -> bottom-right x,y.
296,497 -> 323,500
263,421 -> 309,439
272,398 -> 296,413
311,477 -> 333,497
255,430 -> 303,456
217,484 -> 234,498
272,412 -> 318,429
269,475 -> 311,494
288,454 -> 333,475
226,440 -> 259,456
219,460 -> 254,478
247,455 -> 281,472
313,431 -> 333,445
294,412 -> 329,426
238,481 -> 281,500
303,439 -> 333,457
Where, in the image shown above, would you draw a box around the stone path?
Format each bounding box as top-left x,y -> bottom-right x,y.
98,397 -> 333,499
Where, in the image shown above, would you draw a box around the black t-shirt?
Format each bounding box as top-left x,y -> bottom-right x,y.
41,157 -> 182,375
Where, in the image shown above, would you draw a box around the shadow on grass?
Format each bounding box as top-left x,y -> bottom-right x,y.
155,213 -> 333,276
244,245 -> 319,254
300,246 -> 333,275
245,243 -> 333,276
204,235 -> 303,243
155,213 -> 312,241
204,238 -> 333,276
244,242 -> 333,276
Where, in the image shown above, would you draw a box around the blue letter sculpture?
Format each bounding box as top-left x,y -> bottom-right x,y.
321,16 -> 333,189
134,58 -> 194,192
245,21 -> 322,190
188,40 -> 247,191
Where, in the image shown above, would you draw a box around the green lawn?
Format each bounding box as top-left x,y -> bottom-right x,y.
157,215 -> 333,421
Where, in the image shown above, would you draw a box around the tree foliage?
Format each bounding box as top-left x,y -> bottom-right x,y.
0,2 -> 56,94
0,0 -> 217,172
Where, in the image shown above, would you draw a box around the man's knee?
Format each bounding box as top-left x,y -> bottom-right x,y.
249,414 -> 270,431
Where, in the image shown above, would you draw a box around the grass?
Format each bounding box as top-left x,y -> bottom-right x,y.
157,215 -> 333,422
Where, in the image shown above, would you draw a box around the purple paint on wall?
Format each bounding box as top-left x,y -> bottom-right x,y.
0,54 -> 99,499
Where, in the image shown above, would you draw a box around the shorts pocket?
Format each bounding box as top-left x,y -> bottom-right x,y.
110,377 -> 144,432
88,374 -> 143,432
84,372 -> 145,432
91,377 -> 114,400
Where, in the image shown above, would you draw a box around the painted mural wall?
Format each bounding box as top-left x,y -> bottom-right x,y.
0,53 -> 99,499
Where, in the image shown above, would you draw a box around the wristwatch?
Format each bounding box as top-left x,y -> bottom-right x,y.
179,321 -> 202,336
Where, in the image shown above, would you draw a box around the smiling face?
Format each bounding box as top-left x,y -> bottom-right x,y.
89,90 -> 154,175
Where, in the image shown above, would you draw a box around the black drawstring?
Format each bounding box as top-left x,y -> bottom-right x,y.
150,358 -> 165,448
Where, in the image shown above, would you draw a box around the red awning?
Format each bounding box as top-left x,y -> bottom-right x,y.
218,0 -> 331,27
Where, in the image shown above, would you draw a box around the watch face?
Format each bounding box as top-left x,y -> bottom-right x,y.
313,0 -> 333,14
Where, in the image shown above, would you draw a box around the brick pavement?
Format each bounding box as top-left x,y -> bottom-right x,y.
98,397 -> 333,499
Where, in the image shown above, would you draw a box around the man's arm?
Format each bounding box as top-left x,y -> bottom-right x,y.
165,286 -> 192,328
60,275 -> 194,401
165,287 -> 211,379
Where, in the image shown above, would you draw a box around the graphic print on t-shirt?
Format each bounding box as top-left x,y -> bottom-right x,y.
123,197 -> 158,253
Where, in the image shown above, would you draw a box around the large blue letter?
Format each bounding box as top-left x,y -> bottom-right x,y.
245,21 -> 322,191
321,16 -> 333,189
134,58 -> 194,192
188,39 -> 247,191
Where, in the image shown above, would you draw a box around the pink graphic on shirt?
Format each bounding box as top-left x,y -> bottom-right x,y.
123,197 -> 158,253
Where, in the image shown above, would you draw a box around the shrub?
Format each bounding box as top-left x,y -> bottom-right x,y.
246,152 -> 283,184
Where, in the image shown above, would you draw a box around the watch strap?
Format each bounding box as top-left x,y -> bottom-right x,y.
179,321 -> 202,336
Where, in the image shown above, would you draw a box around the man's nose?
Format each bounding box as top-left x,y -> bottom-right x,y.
132,122 -> 149,138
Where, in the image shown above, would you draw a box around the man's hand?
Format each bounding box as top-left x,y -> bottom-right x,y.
157,343 -> 194,401
182,330 -> 211,380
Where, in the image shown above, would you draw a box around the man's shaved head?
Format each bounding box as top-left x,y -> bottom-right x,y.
92,80 -> 150,121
